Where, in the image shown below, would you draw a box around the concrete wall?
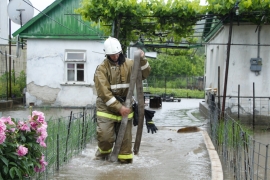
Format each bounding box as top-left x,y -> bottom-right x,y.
26,39 -> 105,107
0,45 -> 27,76
205,24 -> 270,115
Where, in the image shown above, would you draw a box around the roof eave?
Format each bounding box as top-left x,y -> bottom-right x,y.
18,35 -> 104,40
12,0 -> 65,37
203,23 -> 223,42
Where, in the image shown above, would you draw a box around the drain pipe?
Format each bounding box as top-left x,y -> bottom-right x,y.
218,66 -> 221,120
257,25 -> 261,59
221,12 -> 234,119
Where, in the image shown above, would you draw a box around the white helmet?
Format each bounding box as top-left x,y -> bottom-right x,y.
104,37 -> 122,55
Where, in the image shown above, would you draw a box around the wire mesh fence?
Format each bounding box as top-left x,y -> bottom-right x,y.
202,94 -> 270,180
34,104 -> 97,179
147,75 -> 204,90
143,75 -> 205,99
222,96 -> 270,128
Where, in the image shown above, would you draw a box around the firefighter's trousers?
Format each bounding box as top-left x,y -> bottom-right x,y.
96,117 -> 133,160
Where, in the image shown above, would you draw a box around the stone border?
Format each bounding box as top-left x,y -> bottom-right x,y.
201,130 -> 223,180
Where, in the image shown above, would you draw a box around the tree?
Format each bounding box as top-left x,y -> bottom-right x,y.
76,0 -> 270,52
75,0 -> 268,76
75,0 -> 206,53
148,52 -> 204,77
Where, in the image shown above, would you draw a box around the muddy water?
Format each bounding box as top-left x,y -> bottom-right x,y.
145,99 -> 209,127
53,127 -> 210,180
2,99 -> 269,179
51,99 -> 211,180
1,99 -> 211,180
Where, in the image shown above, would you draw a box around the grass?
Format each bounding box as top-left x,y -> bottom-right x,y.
148,87 -> 205,98
215,119 -> 252,149
35,109 -> 97,179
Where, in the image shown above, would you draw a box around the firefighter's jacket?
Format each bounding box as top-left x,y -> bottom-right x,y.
94,56 -> 151,121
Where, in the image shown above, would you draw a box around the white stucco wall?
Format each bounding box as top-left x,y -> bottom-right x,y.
205,24 -> 270,113
0,0 -> 8,45
26,39 -> 105,107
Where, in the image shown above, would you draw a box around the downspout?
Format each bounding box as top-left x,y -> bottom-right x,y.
256,25 -> 261,76
221,12 -> 234,119
9,1 -> 12,98
257,26 -> 261,59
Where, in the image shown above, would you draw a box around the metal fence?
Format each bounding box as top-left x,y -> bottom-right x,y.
203,94 -> 270,180
34,104 -> 97,179
206,94 -> 270,128
147,75 -> 204,90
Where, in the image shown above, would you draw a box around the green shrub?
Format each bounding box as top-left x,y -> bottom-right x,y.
0,70 -> 26,98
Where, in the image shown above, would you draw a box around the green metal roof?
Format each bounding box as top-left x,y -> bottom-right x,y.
203,19 -> 223,42
12,0 -> 105,40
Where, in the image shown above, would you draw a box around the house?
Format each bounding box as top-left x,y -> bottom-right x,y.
0,0 -> 8,45
203,14 -> 270,116
12,0 -> 107,107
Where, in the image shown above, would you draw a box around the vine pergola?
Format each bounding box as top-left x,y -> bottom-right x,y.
75,0 -> 270,54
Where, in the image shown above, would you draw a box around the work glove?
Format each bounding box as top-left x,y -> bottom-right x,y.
145,109 -> 158,134
146,120 -> 158,134
132,102 -> 139,126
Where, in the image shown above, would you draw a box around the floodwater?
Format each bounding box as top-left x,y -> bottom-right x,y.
2,99 -> 269,179
52,99 -> 211,180
145,99 -> 209,127
0,99 -> 223,179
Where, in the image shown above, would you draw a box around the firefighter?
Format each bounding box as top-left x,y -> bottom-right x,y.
93,37 -> 153,163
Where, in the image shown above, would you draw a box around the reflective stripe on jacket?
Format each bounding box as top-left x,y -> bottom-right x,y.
97,111 -> 134,121
94,56 -> 151,116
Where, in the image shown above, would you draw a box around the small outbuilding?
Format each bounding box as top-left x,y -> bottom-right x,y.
13,0 -> 106,107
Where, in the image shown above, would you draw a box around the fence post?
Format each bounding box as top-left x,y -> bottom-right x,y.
257,143 -> 261,180
243,132 -> 249,180
264,144 -> 269,180
5,51 -> 8,100
64,111 -> 72,162
238,84 -> 240,120
81,108 -> 85,150
251,139 -> 255,179
57,134 -> 59,171
218,66 -> 221,120
253,82 -> 255,129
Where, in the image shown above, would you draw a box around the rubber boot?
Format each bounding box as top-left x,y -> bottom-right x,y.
118,159 -> 133,164
94,149 -> 109,160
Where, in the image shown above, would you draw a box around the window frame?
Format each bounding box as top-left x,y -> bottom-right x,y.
64,49 -> 87,83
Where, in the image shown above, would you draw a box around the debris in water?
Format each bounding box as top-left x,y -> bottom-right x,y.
177,126 -> 200,133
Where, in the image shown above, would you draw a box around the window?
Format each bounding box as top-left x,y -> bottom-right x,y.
65,50 -> 86,82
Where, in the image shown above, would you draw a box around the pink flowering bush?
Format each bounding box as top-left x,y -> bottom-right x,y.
0,111 -> 48,179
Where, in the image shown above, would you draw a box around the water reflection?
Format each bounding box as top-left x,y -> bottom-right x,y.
146,99 -> 209,127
